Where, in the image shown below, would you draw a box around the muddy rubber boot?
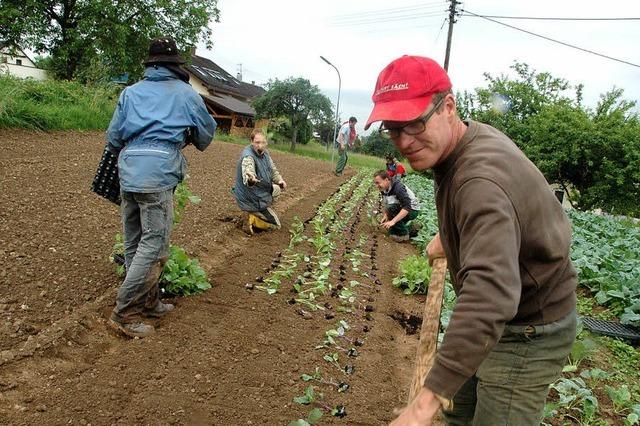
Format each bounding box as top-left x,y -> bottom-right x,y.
143,302 -> 175,318
241,213 -> 254,235
109,318 -> 155,338
390,234 -> 410,243
409,221 -> 422,237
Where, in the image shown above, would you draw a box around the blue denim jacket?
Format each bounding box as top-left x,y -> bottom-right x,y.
106,66 -> 217,193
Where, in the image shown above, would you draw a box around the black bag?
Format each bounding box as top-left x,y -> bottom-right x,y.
91,146 -> 121,205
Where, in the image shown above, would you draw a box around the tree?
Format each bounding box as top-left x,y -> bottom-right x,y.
266,116 -> 313,146
458,62 -> 573,150
0,0 -> 220,81
309,106 -> 335,148
460,62 -> 640,216
527,90 -> 640,215
253,77 -> 333,151
354,131 -> 401,160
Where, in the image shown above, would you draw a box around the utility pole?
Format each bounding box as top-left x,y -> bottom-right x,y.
443,0 -> 460,71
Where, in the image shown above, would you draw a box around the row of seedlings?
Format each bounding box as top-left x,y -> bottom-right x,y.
248,175 -> 361,295
290,182 -> 384,424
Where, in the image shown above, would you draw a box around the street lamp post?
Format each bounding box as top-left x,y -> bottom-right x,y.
320,55 -> 341,164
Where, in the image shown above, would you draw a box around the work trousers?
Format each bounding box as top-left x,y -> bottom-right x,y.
112,189 -> 173,323
244,184 -> 282,232
385,204 -> 419,236
335,147 -> 348,175
444,309 -> 577,425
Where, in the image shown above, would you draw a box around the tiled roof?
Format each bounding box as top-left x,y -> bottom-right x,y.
187,55 -> 265,100
203,93 -> 256,116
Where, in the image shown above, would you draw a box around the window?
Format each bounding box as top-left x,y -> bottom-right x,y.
0,56 -> 7,64
15,59 -> 22,66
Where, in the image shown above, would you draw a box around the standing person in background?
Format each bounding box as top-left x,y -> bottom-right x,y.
385,153 -> 407,179
334,116 -> 358,176
234,129 -> 287,235
364,55 -> 577,425
106,37 -> 217,338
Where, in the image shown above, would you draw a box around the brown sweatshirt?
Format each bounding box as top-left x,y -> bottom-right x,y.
425,120 -> 577,399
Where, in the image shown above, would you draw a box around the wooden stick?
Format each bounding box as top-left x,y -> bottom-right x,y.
407,257 -> 448,403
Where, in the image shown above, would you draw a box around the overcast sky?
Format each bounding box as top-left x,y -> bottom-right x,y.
197,0 -> 640,134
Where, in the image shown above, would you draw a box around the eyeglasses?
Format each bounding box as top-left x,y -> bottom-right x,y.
379,97 -> 445,139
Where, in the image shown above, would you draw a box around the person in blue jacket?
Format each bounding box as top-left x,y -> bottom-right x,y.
105,37 -> 217,338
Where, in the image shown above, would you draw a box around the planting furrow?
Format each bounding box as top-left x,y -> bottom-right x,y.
246,171 -> 387,424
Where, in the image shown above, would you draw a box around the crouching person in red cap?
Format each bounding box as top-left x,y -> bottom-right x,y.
385,153 -> 407,179
366,56 -> 577,426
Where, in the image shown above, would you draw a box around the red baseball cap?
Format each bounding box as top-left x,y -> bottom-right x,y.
364,55 -> 452,130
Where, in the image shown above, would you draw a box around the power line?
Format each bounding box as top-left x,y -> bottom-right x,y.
328,8 -> 446,25
329,11 -> 446,27
434,17 -> 447,44
462,9 -> 640,68
330,13 -> 446,27
359,21 -> 446,35
460,14 -> 640,21
328,1 -> 447,21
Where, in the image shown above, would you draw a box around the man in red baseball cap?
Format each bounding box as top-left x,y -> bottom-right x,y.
369,56 -> 577,426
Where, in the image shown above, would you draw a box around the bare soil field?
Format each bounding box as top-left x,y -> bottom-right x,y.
0,130 -> 426,425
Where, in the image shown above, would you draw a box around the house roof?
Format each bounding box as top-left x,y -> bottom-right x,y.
0,41 -> 38,65
0,42 -> 20,55
186,55 -> 265,100
203,93 -> 256,116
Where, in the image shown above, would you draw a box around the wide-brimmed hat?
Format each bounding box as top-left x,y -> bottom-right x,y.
144,37 -> 186,65
364,55 -> 452,130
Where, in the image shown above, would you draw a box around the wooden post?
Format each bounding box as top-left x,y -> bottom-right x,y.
408,257 -> 448,403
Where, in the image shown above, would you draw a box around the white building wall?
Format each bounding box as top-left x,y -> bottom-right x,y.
0,49 -> 48,80
189,76 -> 209,96
1,63 -> 48,80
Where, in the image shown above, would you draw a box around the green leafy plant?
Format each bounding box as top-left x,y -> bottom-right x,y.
393,255 -> 431,294
287,407 -> 323,426
173,178 -> 201,225
289,216 -> 305,246
323,352 -> 341,371
547,377 -> 599,424
160,245 -> 210,296
563,337 -> 598,373
293,385 -> 321,405
110,233 -> 125,277
569,209 -> 640,326
579,368 -> 611,388
301,367 -> 348,392
606,384 -> 640,425
323,320 -> 349,346
402,174 -> 439,252
291,385 -> 340,423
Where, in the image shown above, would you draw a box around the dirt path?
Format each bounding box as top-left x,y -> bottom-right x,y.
0,130 -> 428,425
